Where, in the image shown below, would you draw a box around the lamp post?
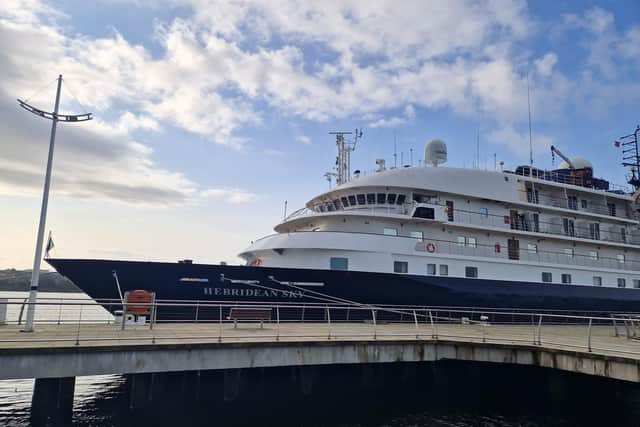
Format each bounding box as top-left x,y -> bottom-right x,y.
18,75 -> 92,332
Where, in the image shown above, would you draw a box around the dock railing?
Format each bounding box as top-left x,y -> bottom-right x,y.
1,297 -> 640,357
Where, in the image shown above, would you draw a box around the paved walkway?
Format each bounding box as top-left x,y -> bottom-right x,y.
1,321 -> 639,360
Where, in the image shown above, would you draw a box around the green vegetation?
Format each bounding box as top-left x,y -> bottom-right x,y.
0,269 -> 80,292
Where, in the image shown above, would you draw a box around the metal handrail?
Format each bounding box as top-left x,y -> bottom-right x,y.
1,297 -> 639,358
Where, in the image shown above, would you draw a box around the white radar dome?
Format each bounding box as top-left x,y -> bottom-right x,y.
424,139 -> 447,167
559,157 -> 593,170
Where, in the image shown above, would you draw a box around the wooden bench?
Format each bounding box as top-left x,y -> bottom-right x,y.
227,307 -> 272,328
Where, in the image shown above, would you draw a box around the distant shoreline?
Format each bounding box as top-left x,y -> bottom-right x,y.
0,269 -> 81,293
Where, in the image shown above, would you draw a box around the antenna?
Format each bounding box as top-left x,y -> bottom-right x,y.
410,148 -> 414,166
617,125 -> 640,190
17,75 -> 93,333
476,128 -> 480,169
527,73 -> 534,170
393,132 -> 397,168
328,128 -> 363,185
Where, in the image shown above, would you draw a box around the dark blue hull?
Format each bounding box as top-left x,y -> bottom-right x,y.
46,258 -> 640,316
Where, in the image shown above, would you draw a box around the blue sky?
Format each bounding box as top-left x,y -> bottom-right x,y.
1,0 -> 639,268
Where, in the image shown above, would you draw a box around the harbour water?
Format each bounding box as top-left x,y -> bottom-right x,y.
0,291 -> 635,426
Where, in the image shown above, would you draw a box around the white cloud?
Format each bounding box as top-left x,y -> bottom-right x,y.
200,187 -> 259,204
369,104 -> 417,128
486,125 -> 553,158
296,135 -> 311,145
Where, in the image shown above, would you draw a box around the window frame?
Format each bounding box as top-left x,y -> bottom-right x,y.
618,278 -> 626,288
409,231 -> 424,240
541,272 -> 552,283
593,276 -> 602,286
329,257 -> 349,271
393,261 -> 408,274
465,266 -> 478,278
439,264 -> 448,276
561,273 -> 572,284
427,263 -> 436,275
383,227 -> 398,236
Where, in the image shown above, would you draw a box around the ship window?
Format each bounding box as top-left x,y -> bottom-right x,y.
617,254 -> 625,263
384,227 -> 398,236
410,231 -> 423,240
333,199 -> 341,210
348,195 -> 357,205
618,278 -> 626,288
593,276 -> 602,286
567,196 -> 578,210
526,188 -> 539,204
561,274 -> 572,284
621,227 -> 627,243
542,272 -> 552,283
356,194 -> 366,205
318,205 -> 326,212
326,203 -> 335,212
527,244 -> 537,254
396,194 -> 406,205
564,248 -> 574,258
366,193 -> 376,204
377,193 -> 386,204
589,223 -> 600,240
394,261 -> 408,274
581,200 -> 588,209
457,236 -> 466,247
465,266 -> 478,278
633,279 -> 640,289
387,194 -> 397,204
413,207 -> 435,219
589,251 -> 599,260
330,257 -> 348,271
467,237 -> 477,248
427,264 -> 436,275
341,196 -> 350,207
608,203 -> 616,217
479,208 -> 488,218
562,218 -> 575,237
439,264 -> 448,276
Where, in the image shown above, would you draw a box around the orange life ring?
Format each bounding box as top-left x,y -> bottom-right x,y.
126,290 -> 154,315
426,243 -> 436,253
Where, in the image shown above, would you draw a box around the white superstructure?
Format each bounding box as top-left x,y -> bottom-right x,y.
240,136 -> 640,290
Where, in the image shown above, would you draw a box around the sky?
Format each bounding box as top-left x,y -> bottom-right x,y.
1,0 -> 639,269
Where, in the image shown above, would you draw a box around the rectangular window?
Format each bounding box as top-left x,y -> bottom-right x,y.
366,193 -> 376,204
427,264 -> 436,275
387,194 -> 397,204
581,199 -> 588,209
589,223 -> 600,240
341,196 -> 350,207
348,195 -> 357,206
410,231 -> 423,240
446,200 -> 454,221
589,251 -> 599,260
593,276 -> 602,286
383,227 -> 398,236
527,188 -> 539,204
467,237 -> 477,248
531,213 -> 540,233
377,193 -> 386,204
479,208 -> 488,218
356,194 -> 366,205
561,274 -> 572,284
541,272 -> 552,283
527,244 -> 537,254
621,227 -> 627,243
394,261 -> 408,274
330,257 -> 348,271
618,278 -> 626,288
439,264 -> 448,276
564,248 -> 574,258
465,266 -> 478,278
608,203 -> 616,217
396,194 -> 406,205
633,279 -> 640,289
563,218 -> 575,237
567,195 -> 578,210
457,236 -> 466,247
617,254 -> 626,263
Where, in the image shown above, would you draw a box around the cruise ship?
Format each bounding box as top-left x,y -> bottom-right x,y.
47,128 -> 640,313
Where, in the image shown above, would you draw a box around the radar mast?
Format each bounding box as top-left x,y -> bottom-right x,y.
329,129 -> 363,185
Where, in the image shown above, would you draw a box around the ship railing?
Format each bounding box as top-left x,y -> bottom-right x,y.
1,298 -> 640,356
508,168 -> 632,194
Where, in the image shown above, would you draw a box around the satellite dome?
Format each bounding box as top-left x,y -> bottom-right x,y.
424,139 -> 447,167
559,157 -> 593,170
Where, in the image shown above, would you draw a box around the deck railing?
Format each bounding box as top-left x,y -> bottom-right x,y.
1,297 -> 639,357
